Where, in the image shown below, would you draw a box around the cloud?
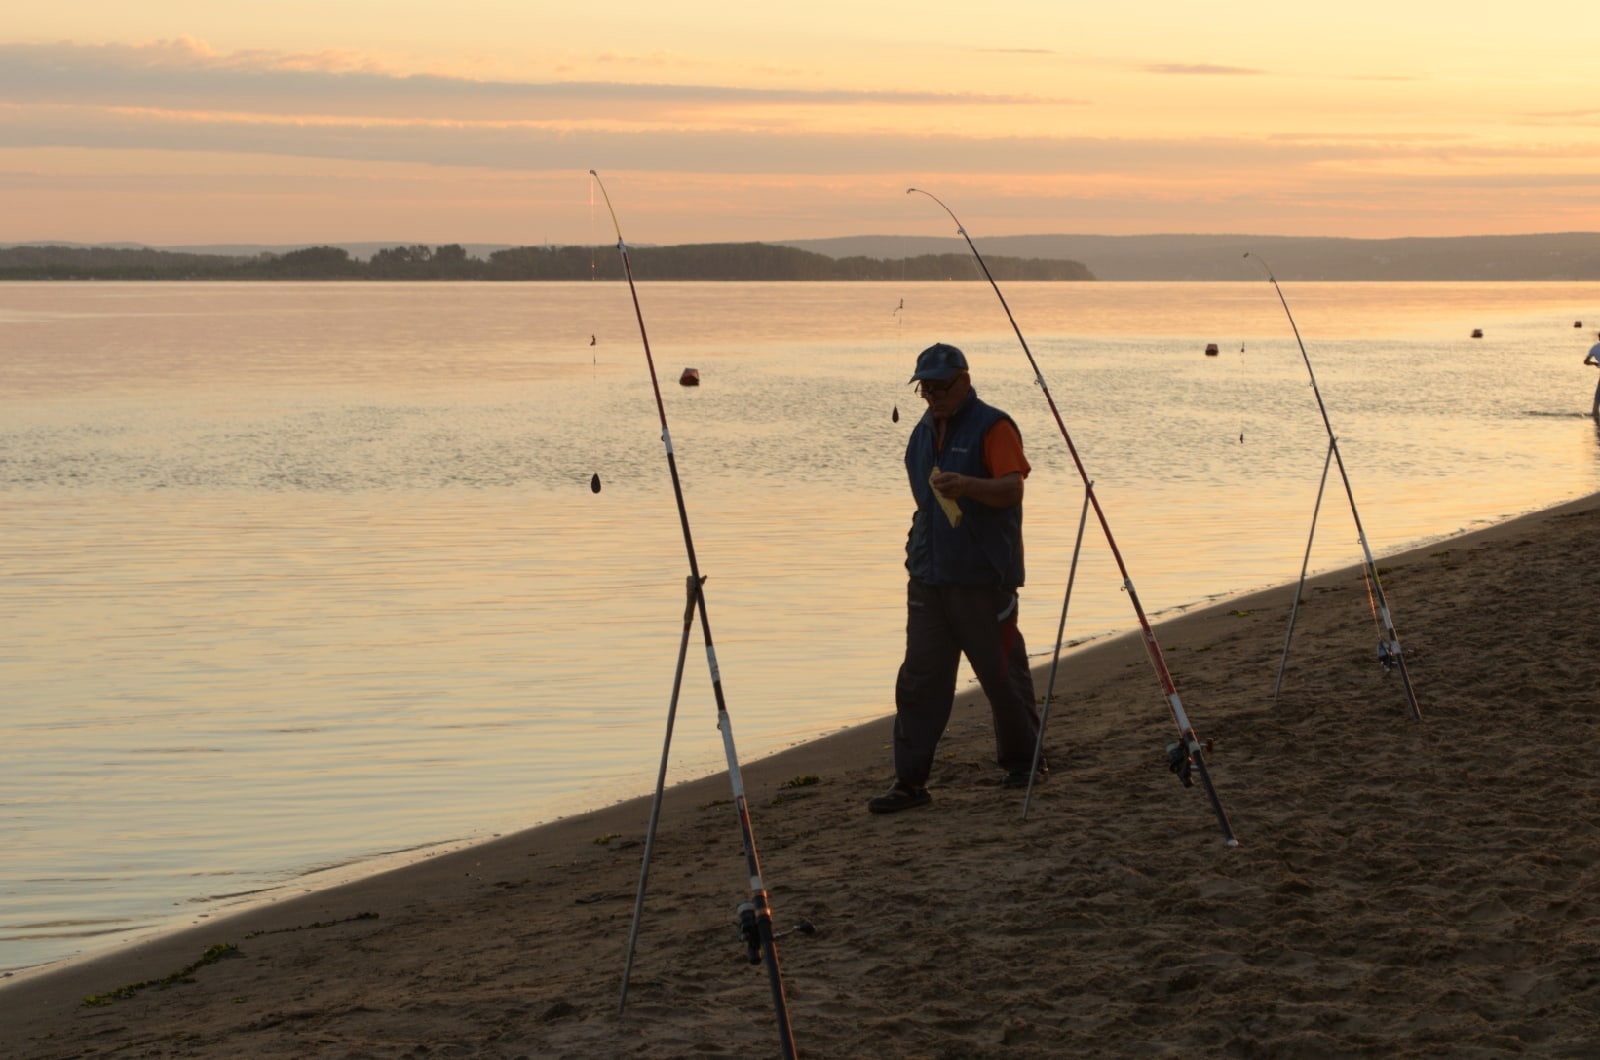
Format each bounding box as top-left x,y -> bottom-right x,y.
3,38 -> 1594,245
1143,63 -> 1266,76
16,42 -> 1529,182
1519,108 -> 1600,126
0,98 -> 1504,178
10,35 -> 394,77
1266,131 -> 1461,143
0,39 -> 1078,119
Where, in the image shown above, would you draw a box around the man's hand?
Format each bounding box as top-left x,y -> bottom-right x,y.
930,470 -> 964,498
932,470 -> 1023,508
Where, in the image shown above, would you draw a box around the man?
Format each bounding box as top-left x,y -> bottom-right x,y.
868,342 -> 1045,814
1586,332 -> 1600,420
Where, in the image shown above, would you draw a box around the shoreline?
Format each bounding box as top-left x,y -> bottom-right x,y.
0,486 -> 1490,982
7,489 -> 1569,984
5,490 -> 1600,1056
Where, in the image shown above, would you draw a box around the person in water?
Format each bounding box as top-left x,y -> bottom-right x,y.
1586,331 -> 1600,420
869,343 -> 1046,814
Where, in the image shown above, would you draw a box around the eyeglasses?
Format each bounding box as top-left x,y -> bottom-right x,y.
917,378 -> 957,398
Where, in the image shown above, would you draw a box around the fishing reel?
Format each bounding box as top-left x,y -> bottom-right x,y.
1377,639 -> 1400,673
1166,741 -> 1194,788
736,901 -> 762,964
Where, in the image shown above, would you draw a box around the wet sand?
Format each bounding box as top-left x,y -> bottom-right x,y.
5,494 -> 1599,1058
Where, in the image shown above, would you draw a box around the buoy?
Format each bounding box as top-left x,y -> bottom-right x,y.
678,367 -> 700,386
1204,343 -> 1219,356
1471,328 -> 1483,338
1576,321 -> 1584,328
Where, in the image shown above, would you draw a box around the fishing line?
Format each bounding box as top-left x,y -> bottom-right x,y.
908,187 -> 1238,847
892,297 -> 907,422
588,173 -> 603,492
592,171 -> 797,1057
589,331 -> 599,493
1244,252 -> 1421,720
1237,341 -> 1247,444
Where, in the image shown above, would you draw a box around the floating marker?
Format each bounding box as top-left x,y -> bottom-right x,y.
590,473 -> 602,493
892,405 -> 900,423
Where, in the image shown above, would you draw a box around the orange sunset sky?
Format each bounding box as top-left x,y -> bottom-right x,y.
3,2 -> 1598,247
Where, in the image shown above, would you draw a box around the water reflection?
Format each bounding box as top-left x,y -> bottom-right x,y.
2,280 -> 1597,973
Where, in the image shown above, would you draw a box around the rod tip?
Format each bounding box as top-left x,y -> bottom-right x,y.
905,187 -> 916,194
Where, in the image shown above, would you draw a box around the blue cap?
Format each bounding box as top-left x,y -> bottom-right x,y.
908,342 -> 969,383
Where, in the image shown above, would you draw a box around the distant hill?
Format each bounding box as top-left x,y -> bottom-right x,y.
773,233 -> 1600,281
7,232 -> 1599,281
0,242 -> 1092,282
0,241 -> 518,262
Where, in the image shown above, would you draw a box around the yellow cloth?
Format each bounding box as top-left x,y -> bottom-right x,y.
929,466 -> 963,528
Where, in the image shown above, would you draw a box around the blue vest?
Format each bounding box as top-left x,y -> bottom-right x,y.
904,389 -> 1026,587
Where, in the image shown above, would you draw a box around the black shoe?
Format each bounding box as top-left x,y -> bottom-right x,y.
1002,763 -> 1048,789
867,782 -> 931,814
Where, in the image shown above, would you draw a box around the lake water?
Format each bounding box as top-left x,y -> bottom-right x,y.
3,279 -> 1598,977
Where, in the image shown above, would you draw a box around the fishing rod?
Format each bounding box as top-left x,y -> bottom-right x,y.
1022,483 -> 1090,822
908,187 -> 1238,847
618,574 -> 696,1011
1272,444 -> 1333,704
592,170 -> 797,1057
1244,253 -> 1422,721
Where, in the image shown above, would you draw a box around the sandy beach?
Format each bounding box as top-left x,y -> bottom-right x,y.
4,492 -> 1599,1058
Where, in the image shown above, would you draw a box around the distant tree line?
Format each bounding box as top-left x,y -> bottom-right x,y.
0,242 -> 1094,282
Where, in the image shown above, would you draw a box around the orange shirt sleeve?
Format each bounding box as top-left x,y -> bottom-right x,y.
984,418 -> 1030,479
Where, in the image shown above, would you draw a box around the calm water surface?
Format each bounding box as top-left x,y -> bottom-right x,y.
3,280 -> 1598,976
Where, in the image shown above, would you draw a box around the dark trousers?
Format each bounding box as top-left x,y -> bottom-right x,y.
892,578 -> 1041,788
